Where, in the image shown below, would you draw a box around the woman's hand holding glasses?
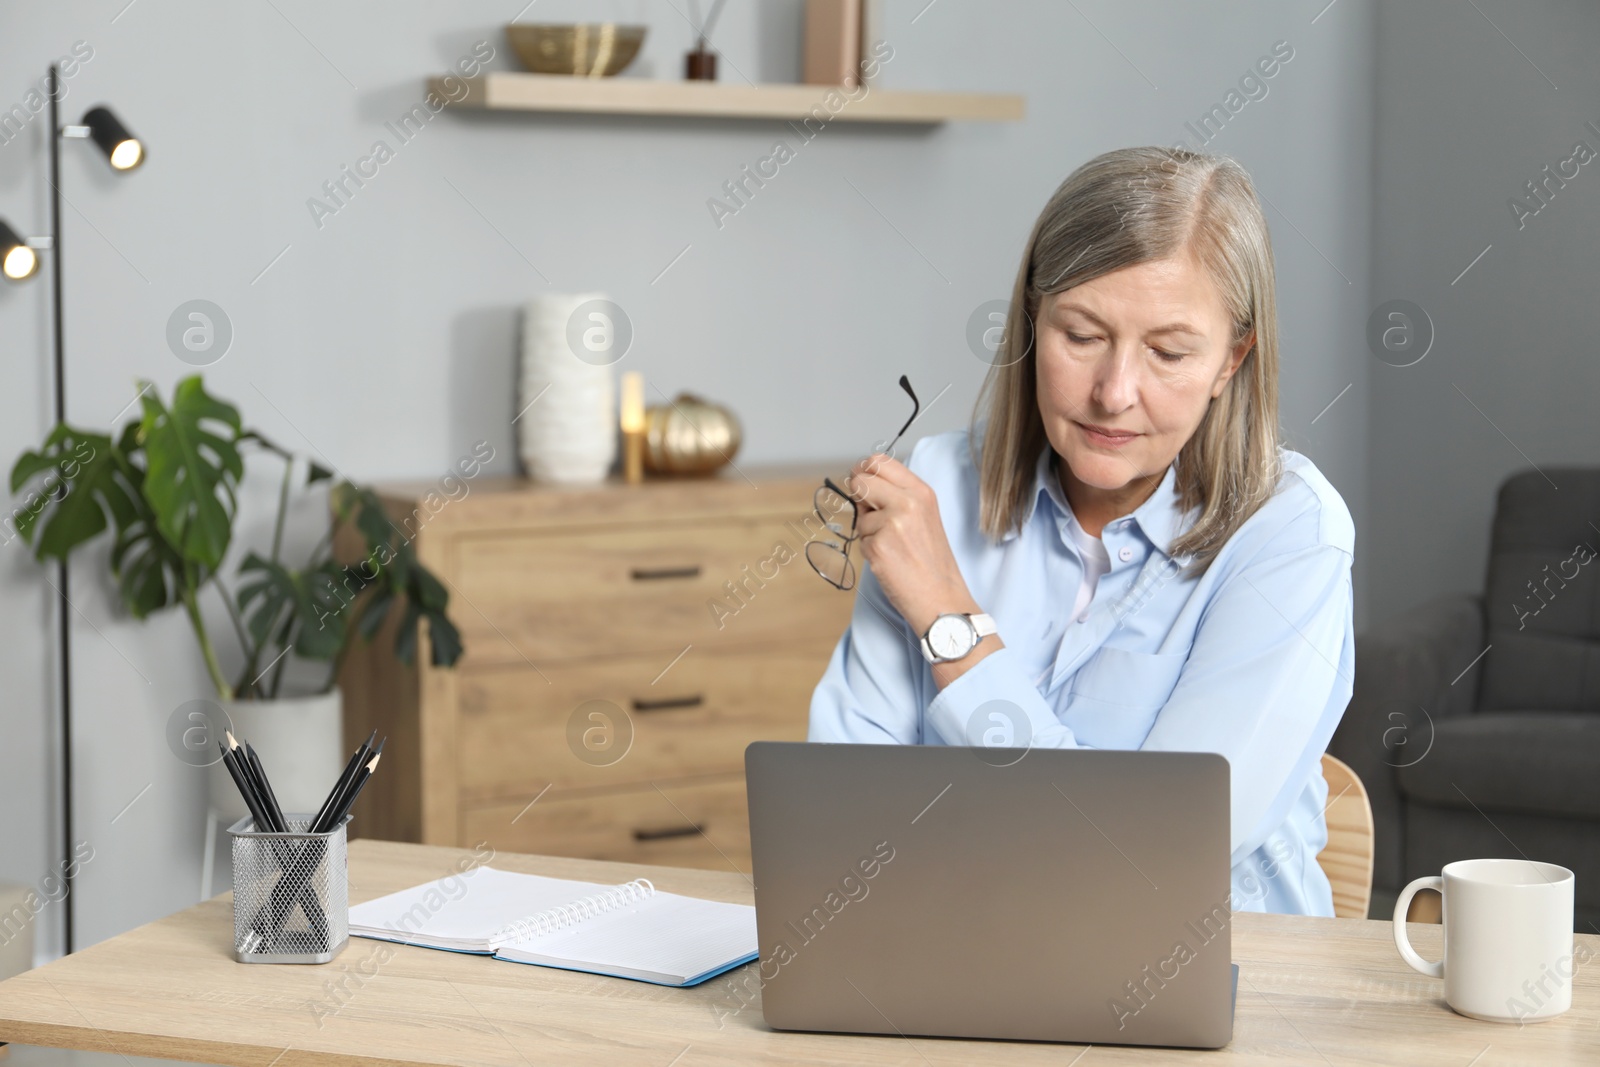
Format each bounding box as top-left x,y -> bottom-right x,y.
843,448 -> 985,646
807,377 -> 997,680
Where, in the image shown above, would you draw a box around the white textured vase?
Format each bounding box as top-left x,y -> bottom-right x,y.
519,292 -> 618,484
205,688 -> 346,824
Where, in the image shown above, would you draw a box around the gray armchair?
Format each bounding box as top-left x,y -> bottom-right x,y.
1328,469 -> 1600,931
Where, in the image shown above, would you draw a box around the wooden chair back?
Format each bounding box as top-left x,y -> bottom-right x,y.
1317,754 -> 1375,919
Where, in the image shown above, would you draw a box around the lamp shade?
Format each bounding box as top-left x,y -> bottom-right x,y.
0,219 -> 38,281
81,105 -> 143,171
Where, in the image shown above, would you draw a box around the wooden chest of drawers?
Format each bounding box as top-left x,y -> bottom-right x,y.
335,463 -> 856,875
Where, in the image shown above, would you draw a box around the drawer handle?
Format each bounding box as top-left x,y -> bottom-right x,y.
632,824 -> 703,842
631,694 -> 704,712
630,565 -> 702,581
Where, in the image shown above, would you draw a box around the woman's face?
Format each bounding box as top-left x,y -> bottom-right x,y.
1034,253 -> 1252,503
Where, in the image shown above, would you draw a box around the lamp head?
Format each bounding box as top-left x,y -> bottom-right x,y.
0,219 -> 39,281
81,106 -> 144,171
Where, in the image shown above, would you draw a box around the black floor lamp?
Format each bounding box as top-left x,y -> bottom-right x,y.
0,65 -> 144,955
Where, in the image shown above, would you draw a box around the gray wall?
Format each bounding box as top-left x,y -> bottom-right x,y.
1368,0 -> 1600,623
0,0 -> 1374,953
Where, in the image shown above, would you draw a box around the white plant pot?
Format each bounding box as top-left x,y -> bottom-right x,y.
205,688 -> 345,825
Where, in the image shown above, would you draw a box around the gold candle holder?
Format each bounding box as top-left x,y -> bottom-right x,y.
621,372 -> 645,485
623,429 -> 645,484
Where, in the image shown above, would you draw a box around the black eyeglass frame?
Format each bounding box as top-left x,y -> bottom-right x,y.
805,376 -> 920,591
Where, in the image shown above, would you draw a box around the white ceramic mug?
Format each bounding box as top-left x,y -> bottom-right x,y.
1393,858 -> 1577,1023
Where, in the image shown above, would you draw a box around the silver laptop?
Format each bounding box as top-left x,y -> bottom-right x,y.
744,742 -> 1236,1049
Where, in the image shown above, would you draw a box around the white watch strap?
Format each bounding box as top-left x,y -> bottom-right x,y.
970,613 -> 997,639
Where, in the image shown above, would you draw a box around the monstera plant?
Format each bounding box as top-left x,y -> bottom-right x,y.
9,375 -> 463,702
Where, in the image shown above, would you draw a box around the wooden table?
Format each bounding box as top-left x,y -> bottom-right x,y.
1,840 -> 1597,1066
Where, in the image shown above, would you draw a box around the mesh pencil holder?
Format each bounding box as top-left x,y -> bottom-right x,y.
228,813 -> 350,964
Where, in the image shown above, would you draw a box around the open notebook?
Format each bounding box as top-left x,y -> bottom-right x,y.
347,866 -> 757,987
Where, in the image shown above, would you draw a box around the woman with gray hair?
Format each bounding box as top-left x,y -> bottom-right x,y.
809,146 -> 1354,917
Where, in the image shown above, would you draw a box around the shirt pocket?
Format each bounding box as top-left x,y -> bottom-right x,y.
1066,646 -> 1189,749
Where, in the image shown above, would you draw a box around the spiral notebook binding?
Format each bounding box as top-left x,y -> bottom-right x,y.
493,878 -> 656,945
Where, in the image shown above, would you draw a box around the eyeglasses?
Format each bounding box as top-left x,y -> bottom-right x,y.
806,375 -> 920,591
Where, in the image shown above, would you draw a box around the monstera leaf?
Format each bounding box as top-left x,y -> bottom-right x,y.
396,562 -> 462,668
10,426 -> 135,559
9,422 -> 181,619
330,482 -> 462,669
139,376 -> 243,572
107,420 -> 184,618
237,553 -> 355,662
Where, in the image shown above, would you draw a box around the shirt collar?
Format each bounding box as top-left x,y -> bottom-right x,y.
1006,446 -> 1192,558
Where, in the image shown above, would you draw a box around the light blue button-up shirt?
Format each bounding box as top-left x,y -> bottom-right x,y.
808,426 -> 1356,916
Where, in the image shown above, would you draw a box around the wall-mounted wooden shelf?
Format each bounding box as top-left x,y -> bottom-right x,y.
430,73 -> 1024,124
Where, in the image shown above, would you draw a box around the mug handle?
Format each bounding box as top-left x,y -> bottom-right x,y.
1393,876 -> 1445,978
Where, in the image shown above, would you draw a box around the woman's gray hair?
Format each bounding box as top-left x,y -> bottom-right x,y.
970,145 -> 1282,570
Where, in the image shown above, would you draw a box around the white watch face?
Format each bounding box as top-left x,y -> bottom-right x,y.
928,615 -> 973,660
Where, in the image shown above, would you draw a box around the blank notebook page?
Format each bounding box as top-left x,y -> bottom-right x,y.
498,892 -> 757,983
350,867 -> 618,949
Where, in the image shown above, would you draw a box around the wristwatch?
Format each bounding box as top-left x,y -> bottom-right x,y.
919,612 -> 998,664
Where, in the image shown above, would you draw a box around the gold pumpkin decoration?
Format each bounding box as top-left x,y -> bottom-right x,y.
643,393 -> 742,475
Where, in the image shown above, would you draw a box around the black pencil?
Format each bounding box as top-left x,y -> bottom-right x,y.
317,730 -> 375,828
329,744 -> 383,829
319,736 -> 383,832
311,730 -> 374,833
218,739 -> 273,833
225,731 -> 279,832
222,738 -> 268,828
243,742 -> 288,832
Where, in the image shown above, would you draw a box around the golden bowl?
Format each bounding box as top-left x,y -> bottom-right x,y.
505,23 -> 647,77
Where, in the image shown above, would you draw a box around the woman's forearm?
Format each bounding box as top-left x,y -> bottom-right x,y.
930,633 -> 1005,691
